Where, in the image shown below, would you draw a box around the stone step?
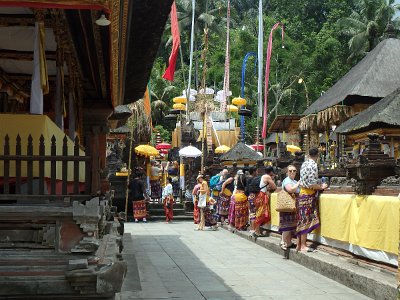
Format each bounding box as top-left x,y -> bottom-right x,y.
147,215 -> 194,222
148,208 -> 186,216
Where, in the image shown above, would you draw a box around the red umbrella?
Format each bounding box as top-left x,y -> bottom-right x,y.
156,142 -> 171,150
250,144 -> 264,151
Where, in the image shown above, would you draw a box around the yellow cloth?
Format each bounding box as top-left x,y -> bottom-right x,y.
222,188 -> 232,197
0,114 -> 85,181
234,191 -> 247,203
270,193 -> 399,254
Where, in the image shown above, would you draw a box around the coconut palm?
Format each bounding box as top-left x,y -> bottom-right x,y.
338,0 -> 400,62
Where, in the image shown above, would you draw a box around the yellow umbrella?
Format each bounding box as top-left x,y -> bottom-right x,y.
135,144 -> 159,157
227,105 -> 238,112
215,145 -> 230,154
173,96 -> 187,104
287,144 -> 301,153
232,97 -> 246,106
173,103 -> 186,110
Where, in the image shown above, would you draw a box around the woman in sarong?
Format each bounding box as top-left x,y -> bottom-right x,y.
279,165 -> 300,250
219,173 -> 234,224
254,166 -> 276,237
296,148 -> 327,252
162,177 -> 174,223
231,174 -> 248,230
204,197 -> 218,230
150,160 -> 162,202
130,168 -> 149,223
192,182 -> 201,224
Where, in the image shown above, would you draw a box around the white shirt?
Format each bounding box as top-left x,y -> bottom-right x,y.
162,183 -> 173,200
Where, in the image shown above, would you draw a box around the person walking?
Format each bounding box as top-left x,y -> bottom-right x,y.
279,165 -> 300,250
218,170 -> 234,224
196,174 -> 209,231
245,167 -> 257,233
192,181 -> 201,224
162,177 -> 174,223
150,160 -> 162,202
231,173 -> 248,230
296,147 -> 328,252
130,168 -> 149,223
253,166 -> 276,237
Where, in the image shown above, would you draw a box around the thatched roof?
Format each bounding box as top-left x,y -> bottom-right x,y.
335,87 -> 400,134
219,142 -> 263,162
269,115 -> 302,133
304,38 -> 400,115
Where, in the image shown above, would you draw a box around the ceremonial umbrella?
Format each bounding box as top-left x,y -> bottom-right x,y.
250,144 -> 264,151
156,142 -> 171,150
287,144 -> 301,153
135,144 -> 159,157
179,145 -> 202,158
215,145 -> 230,154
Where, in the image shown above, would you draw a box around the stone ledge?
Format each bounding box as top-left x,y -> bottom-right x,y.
221,225 -> 396,300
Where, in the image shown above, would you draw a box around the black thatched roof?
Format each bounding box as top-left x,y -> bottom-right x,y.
304,38 -> 400,115
110,125 -> 131,134
219,142 -> 263,162
335,87 -> 400,134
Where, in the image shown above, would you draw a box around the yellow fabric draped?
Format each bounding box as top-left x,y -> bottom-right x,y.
143,86 -> 151,117
0,114 -> 85,181
270,193 -> 399,254
39,21 -> 49,95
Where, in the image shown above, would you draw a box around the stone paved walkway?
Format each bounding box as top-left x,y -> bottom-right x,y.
120,221 -> 370,300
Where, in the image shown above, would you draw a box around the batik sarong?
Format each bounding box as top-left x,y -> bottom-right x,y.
254,191 -> 270,225
150,179 -> 161,200
133,200 -> 147,220
233,192 -> 249,230
204,206 -> 217,227
217,192 -> 231,216
193,198 -> 200,224
247,192 -> 256,221
164,195 -> 174,222
227,197 -> 235,226
296,188 -> 320,235
279,211 -> 297,233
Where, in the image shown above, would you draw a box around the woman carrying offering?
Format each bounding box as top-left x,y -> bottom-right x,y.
231,173 -> 248,230
162,177 -> 174,223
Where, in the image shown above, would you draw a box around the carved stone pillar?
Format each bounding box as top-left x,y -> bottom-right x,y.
83,106 -> 112,195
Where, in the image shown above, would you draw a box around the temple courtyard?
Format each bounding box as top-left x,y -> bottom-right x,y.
119,221 -> 370,300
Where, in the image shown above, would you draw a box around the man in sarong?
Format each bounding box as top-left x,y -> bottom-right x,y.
162,177 -> 174,223
296,147 -> 328,252
150,160 -> 162,202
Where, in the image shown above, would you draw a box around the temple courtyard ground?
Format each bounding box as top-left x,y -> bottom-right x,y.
119,221 -> 371,300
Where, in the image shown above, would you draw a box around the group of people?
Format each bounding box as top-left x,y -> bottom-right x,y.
130,147 -> 328,253
190,147 -> 328,253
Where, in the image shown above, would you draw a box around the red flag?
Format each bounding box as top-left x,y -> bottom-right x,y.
163,1 -> 180,81
262,22 -> 284,139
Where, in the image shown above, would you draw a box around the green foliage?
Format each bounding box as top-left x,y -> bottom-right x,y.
147,0 -> 396,144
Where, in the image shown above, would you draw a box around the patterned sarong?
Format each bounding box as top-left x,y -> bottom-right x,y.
217,192 -> 230,216
204,206 -> 217,226
193,199 -> 200,224
164,195 -> 174,222
233,192 -> 248,230
133,200 -> 147,220
279,211 -> 297,233
248,192 -> 256,221
150,179 -> 161,200
296,189 -> 320,235
227,197 -> 235,226
254,191 -> 270,226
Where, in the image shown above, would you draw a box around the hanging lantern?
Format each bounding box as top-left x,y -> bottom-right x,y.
173,96 -> 187,104
173,103 -> 186,110
238,108 -> 252,117
227,105 -> 238,112
232,97 -> 246,106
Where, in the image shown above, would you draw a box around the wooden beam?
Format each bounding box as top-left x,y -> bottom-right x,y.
0,14 -> 52,27
0,49 -> 56,61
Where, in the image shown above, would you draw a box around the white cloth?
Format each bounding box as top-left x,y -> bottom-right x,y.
162,183 -> 173,200
198,193 -> 207,208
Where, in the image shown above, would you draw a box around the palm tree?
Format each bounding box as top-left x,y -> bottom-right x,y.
338,0 -> 400,62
